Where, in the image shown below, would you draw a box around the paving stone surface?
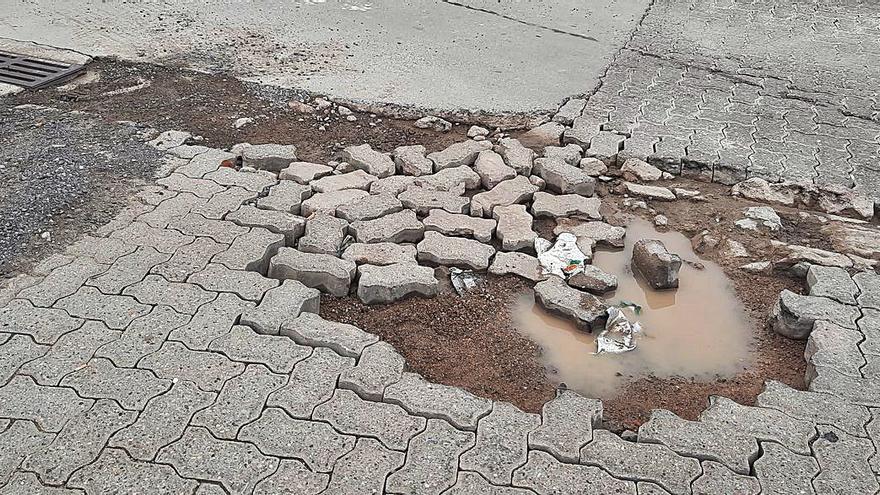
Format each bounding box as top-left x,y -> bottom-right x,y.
19,321 -> 121,386
339,341 -> 405,401
138,341 -> 245,392
253,459 -> 329,495
266,347 -> 354,419
168,292 -> 254,349
460,402 -> 541,485
60,357 -> 171,410
313,389 -> 426,451
239,280 -> 320,335
322,437 -> 405,495
385,372 -> 492,431
122,274 -> 215,315
188,263 -> 278,302
269,247 -> 356,297
386,419 -> 475,495
67,447 -> 199,495
0,376 -> 93,433
209,325 -> 311,374
191,364 -> 286,439
529,390 -> 601,463
282,312 -> 378,358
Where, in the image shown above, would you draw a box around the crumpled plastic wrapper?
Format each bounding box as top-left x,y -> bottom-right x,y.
450,267 -> 482,296
535,233 -> 587,279
596,307 -> 642,354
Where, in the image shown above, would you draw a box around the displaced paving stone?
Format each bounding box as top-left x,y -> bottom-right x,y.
256,180 -> 312,214
204,167 -> 277,192
210,325 -> 311,374
370,175 -> 417,196
519,122 -> 564,148
399,186 -> 470,215
638,409 -> 758,475
804,320 -> 865,377
531,191 -> 601,219
87,246 -> 171,294
535,157 -> 596,196
488,251 -> 547,282
624,182 -> 676,201
417,231 -> 496,270
311,170 -> 378,193
416,165 -> 482,191
188,263 -> 277,302
342,242 -> 417,266
493,204 -> 536,251
586,131 -> 625,165
0,334 -> 48,383
855,271 -> 880,310
253,459 -> 329,495
168,292 -> 254,349
553,98 -> 586,126
496,138 -> 535,176
394,145 -> 434,177
194,186 -> 258,219
109,379 -> 215,461
68,447 -> 198,495
150,237 -> 227,282
110,221 -> 195,254
691,461 -> 760,495
269,248 -> 356,297
282,312 -> 377,357
23,399 -> 136,485
0,420 -> 54,487
18,257 -> 109,308
241,143 -> 297,172
157,173 -> 225,198
770,290 -> 860,339
632,239 -> 682,290
812,426 -> 879,495
474,150 -> 517,189
313,388 -> 425,450
212,227 -> 285,274
227,205 -> 306,245
239,280 -> 320,335
428,140 -> 490,171
529,389 -> 601,463
773,241 -> 854,269
621,158 -> 664,182
460,402 -> 540,484
280,161 -> 334,183
297,213 -> 349,256
534,277 -> 608,331
757,380 -> 869,437
337,193 -> 403,222
731,178 -> 796,206
568,265 -> 618,294
139,341 -> 244,392
240,407 -> 354,473
357,262 -> 438,304
341,144 -> 396,178
384,372 -> 491,431
424,209 -> 496,242
823,222 -> 880,260
471,176 -> 539,218
323,437 -> 405,495
580,157 -> 608,176
580,430 -> 700,495
0,472 -> 85,494
350,209 -> 425,244
339,341 -> 404,400
266,347 -> 354,418
806,264 -> 858,304
61,357 -> 171,411
513,450 -> 636,495
543,144 -> 583,166
157,426 -> 278,495
386,418 -> 475,495
123,275 -> 215,315
301,189 -> 370,216
20,322 -> 121,386
0,376 -> 93,433
0,299 -> 83,345
192,364 -> 286,439
752,442 -> 819,495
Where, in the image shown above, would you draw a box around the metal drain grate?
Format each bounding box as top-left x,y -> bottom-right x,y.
0,51 -> 85,89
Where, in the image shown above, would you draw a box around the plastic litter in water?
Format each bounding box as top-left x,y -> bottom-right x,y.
595,307 -> 642,354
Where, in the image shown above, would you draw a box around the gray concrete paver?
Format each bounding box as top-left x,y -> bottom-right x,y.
138,341 -> 245,392
187,263 -> 278,302
17,257 -> 109,308
0,299 -> 83,345
529,390 -> 601,463
167,292 -> 255,350
19,321 -> 121,386
253,459 -> 328,495
386,418 -> 475,495
385,372 -> 492,432
60,357 -> 171,411
0,334 -> 49,384
0,472 -> 84,494
67,447 -> 198,495
698,396 -> 816,456
812,426 -> 879,495
756,380 -> 870,438
459,402 -> 541,485
122,274 -> 216,315
753,442 -> 819,495
266,347 -> 354,419
691,461 -> 760,495
0,376 -> 93,433
321,437 -> 405,495
512,450 -> 636,495
95,305 -> 190,368
86,246 -> 171,295
209,324 -> 311,374
149,236 -> 228,283
0,420 -> 54,487
54,286 -> 151,330
281,312 -> 377,358
339,340 -> 405,401
239,279 -> 320,336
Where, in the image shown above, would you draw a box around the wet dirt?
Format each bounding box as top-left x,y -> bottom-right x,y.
515,218 -> 754,399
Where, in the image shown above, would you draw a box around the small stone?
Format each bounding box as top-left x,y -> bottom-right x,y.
241,144 -> 297,172
474,150 -> 517,189
279,161 -> 333,184
356,263 -> 438,304
311,170 -> 377,193
288,100 -> 315,113
340,144 -> 395,178
417,231 -> 496,270
620,158 -> 664,181
496,137 -> 535,176
529,175 -> 546,190
423,209 -> 496,242
393,145 -> 433,177
624,182 -> 676,201
720,239 -> 749,258
467,125 -> 490,138
531,191 -> 601,219
350,209 -> 425,244
268,248 -> 356,297
414,115 -> 453,132
493,204 -> 537,252
535,157 -> 596,196
739,261 -> 772,274
632,239 -> 682,289
470,176 -> 539,218
741,206 -> 782,231
427,140 -> 491,170
533,277 -> 608,331
653,214 -> 668,226
568,265 -> 617,294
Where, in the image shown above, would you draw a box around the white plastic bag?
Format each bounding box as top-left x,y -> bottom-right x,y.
595,307 -> 642,354
535,233 -> 587,279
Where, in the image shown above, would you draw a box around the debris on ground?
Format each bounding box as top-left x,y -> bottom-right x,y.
535,233 -> 588,278
631,239 -> 682,290
595,307 -> 642,354
450,267 -> 483,295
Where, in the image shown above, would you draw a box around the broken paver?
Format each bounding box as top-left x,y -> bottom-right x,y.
298,213 -> 349,256
398,186 -> 470,215
770,289 -> 860,339
424,209 -> 496,242
531,191 -> 601,219
474,150 -> 517,189
534,157 -> 595,196
493,204 -> 537,251
624,182 -> 676,201
417,231 -> 496,270
427,140 -> 490,171
488,252 -> 547,282
496,138 -> 535,176
631,239 -> 682,290
555,219 -> 626,248
341,143 -> 395,178
341,242 -> 418,266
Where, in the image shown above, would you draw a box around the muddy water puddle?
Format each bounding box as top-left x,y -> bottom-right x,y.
515,218 -> 754,399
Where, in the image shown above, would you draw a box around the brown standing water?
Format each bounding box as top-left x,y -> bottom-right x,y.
515,218 -> 754,399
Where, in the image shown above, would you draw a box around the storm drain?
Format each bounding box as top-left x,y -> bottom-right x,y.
0,51 -> 85,89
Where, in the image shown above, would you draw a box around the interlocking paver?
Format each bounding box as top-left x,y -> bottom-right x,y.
253,459 -> 329,495
55,286 -> 152,330
19,321 -> 120,386
322,437 -> 405,495
209,324 -> 311,374
167,292 -> 254,350
513,450 -> 636,495
239,407 -> 355,473
756,380 -> 870,437
60,357 -> 171,410
67,447 -> 198,495
313,388 -> 425,450
138,192 -> 208,228
812,426 -> 879,495
239,279 -> 320,335
226,204 -> 306,245
698,396 -> 816,455
529,389 -> 601,463
156,426 -> 278,495
281,312 -> 378,358
384,372 -> 492,431
339,341 -> 405,400
297,213 -> 349,256
191,363 -> 286,439
167,212 -> 250,244
0,472 -> 84,494
194,186 -> 258,219
0,376 -> 92,433
753,442 -> 819,495
158,173 -> 226,198
187,263 -> 278,301
150,236 -> 227,282
855,272 -> 880,310
123,274 -> 216,314
266,347 -> 354,418
22,399 -> 136,485
0,299 -> 83,345
87,246 -> 171,294
386,418 -> 475,495
109,221 -> 195,254
0,420 -> 54,486
805,320 -> 865,378
212,227 -> 285,275
806,264 -> 859,305
0,334 -> 48,384
64,236 -> 137,265
95,305 -> 190,367
109,379 -> 216,461
18,257 -> 109,307
460,402 -> 540,485
691,461 -> 760,495
138,341 -> 245,392
443,471 -> 534,495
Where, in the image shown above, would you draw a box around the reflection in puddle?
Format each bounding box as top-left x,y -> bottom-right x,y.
514,218 -> 753,399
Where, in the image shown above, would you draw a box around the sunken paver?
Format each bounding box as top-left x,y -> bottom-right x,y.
239,280 -> 320,335
417,231 -> 496,270
384,372 -> 492,431
280,161 -> 333,183
22,399 -> 137,485
690,461 -> 760,495
156,426 -> 279,495
513,450 -> 636,494
211,227 -> 285,275
341,242 -> 418,265
253,459 -> 329,495
297,213 -> 349,256
313,389 -> 425,451
386,418 -> 475,495
470,175 -> 539,218
209,325 -> 312,374
19,322 -> 121,386
752,442 -> 819,495
150,237 -> 227,282
423,209 -> 496,242
138,341 -> 245,392
227,205 -> 306,245
0,299 -> 83,345
268,247 -> 356,297
191,364 -> 286,439
60,357 -> 171,411
756,380 -> 870,437
322,437 -> 406,495
266,347 -> 354,419
529,389 -> 601,463
493,204 -> 537,251
122,275 -> 215,315
0,376 -> 93,433
459,402 -> 541,485
0,421 -> 54,487
108,380 -> 215,461
239,407 -> 355,473
533,277 -> 608,331
0,335 -> 49,384
350,209 -> 425,244
281,312 -> 378,358
168,292 -> 254,349
339,341 -> 405,400
67,447 -> 198,495
488,251 -> 547,282
336,193 -> 403,221
55,287 -> 152,330
356,262 -> 439,304
398,186 -> 471,215
341,144 -> 396,178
